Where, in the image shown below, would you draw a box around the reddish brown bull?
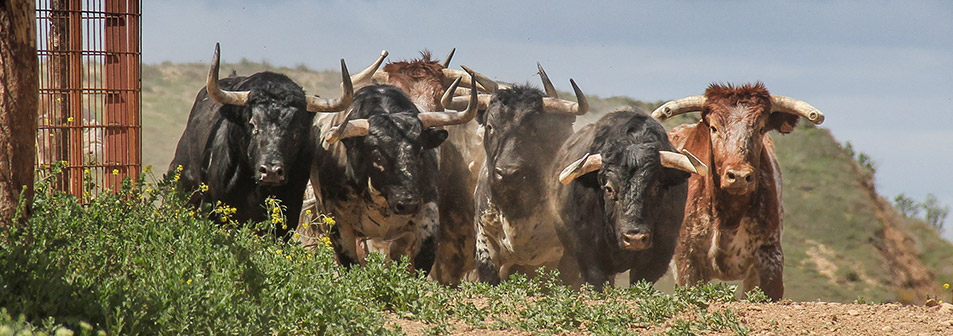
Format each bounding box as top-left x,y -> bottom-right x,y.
652,83 -> 824,300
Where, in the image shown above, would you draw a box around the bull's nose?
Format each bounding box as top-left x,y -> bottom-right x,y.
392,199 -> 421,215
258,164 -> 285,184
721,167 -> 755,194
621,231 -> 652,250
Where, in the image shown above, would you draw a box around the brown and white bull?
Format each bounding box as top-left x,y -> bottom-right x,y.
652,82 -> 824,300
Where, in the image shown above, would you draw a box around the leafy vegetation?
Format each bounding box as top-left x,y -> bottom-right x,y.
2,164 -> 751,334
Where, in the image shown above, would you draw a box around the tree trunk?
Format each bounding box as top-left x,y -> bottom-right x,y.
0,0 -> 39,228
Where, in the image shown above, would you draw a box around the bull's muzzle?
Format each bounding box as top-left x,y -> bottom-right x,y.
720,165 -> 756,195
257,164 -> 285,185
621,230 -> 652,251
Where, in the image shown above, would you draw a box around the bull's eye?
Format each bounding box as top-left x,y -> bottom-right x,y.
249,122 -> 258,135
604,184 -> 616,200
709,125 -> 718,133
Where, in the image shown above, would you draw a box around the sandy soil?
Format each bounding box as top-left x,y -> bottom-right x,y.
389,300 -> 953,335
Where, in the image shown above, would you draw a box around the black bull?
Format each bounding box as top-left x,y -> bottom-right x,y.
170,44 -> 351,236
552,109 -> 704,290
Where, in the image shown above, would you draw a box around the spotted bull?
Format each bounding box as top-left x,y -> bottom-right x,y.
653,82 -> 825,300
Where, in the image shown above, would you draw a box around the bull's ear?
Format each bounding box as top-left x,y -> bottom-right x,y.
679,122 -> 711,171
766,112 -> 800,134
422,129 -> 448,149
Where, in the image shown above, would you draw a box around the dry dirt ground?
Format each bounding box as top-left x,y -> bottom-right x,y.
389,301 -> 953,335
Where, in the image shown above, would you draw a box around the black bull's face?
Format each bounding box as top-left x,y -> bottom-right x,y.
482,91 -> 573,218
596,143 -> 688,251
346,112 -> 447,215
220,95 -> 315,187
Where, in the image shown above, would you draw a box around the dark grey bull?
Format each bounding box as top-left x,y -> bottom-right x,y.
305,75 -> 479,272
552,109 -> 706,290
472,65 -> 589,284
169,43 -> 353,237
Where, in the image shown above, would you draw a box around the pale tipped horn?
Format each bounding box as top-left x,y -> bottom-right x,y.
206,43 -> 250,106
659,149 -> 708,176
441,48 -> 455,68
306,59 -> 353,112
542,79 -> 588,115
558,152 -> 602,185
651,95 -> 707,121
419,70 -> 479,127
537,62 -> 558,98
350,50 -> 389,85
442,77 -> 492,111
324,118 -> 369,145
770,95 -> 825,124
441,67 -> 501,93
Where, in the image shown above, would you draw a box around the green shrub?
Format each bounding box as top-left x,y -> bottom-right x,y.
2,165 -> 750,335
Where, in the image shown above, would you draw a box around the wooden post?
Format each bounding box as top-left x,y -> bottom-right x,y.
0,0 -> 40,227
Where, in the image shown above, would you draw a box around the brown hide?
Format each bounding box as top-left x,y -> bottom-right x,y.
670,83 -> 790,300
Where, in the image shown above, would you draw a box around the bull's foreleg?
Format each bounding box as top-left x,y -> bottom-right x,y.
672,250 -> 709,287
331,223 -> 361,267
749,243 -> 784,301
474,232 -> 502,285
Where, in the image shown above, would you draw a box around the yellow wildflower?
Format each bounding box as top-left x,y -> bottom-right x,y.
945,283 -> 950,290
50,133 -> 55,137
272,207 -> 280,214
275,249 -> 283,255
305,209 -> 312,216
145,188 -> 153,193
267,198 -> 276,206
67,116 -> 74,123
293,232 -> 300,239
220,216 -> 228,222
302,221 -> 310,229
173,173 -> 181,182
189,211 -> 195,217
285,255 -> 292,261
112,169 -> 119,175
83,168 -> 91,175
282,224 -> 288,230
322,216 -> 336,227
144,165 -> 153,174
199,183 -> 209,192
186,279 -> 192,285
320,236 -> 332,247
176,165 -> 184,172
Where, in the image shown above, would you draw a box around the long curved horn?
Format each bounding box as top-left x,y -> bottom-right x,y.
419,71 -> 479,127
558,152 -> 602,185
651,95 -> 707,121
537,62 -> 558,98
660,149 -> 708,176
306,59 -> 353,112
442,77 -> 492,111
441,68 -> 500,93
771,95 -> 825,124
441,48 -> 455,68
206,43 -> 250,106
350,50 -> 389,85
542,79 -> 588,115
324,118 -> 369,145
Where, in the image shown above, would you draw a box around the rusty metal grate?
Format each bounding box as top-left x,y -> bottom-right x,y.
35,0 -> 141,196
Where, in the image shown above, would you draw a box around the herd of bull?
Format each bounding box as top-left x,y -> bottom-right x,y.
170,44 -> 825,301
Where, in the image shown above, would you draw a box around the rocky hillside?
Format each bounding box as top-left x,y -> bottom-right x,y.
142,61 -> 953,303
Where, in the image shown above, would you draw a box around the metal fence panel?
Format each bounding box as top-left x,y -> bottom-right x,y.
35,0 -> 141,196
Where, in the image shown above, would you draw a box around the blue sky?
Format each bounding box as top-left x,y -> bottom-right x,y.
144,0 -> 953,239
